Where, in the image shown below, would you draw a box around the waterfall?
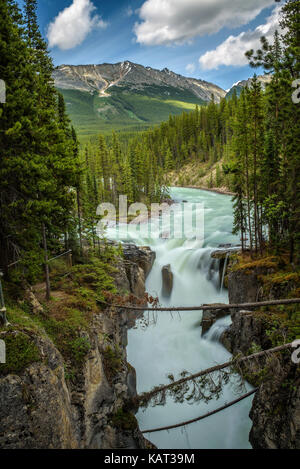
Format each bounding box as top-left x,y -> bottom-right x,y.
107,187 -> 254,449
220,252 -> 229,293
204,316 -> 232,342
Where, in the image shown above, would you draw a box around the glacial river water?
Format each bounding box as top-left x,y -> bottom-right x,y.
106,187 -> 253,449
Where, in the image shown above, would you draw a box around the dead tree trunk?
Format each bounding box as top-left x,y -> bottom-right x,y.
136,343 -> 293,406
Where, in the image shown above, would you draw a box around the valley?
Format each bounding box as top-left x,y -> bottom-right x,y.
53,62 -> 226,137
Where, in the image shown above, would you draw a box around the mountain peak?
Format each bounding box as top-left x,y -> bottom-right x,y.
226,74 -> 272,98
53,61 -> 226,103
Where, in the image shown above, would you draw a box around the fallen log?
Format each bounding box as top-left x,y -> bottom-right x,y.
136,343 -> 293,405
142,388 -> 258,433
97,297 -> 300,312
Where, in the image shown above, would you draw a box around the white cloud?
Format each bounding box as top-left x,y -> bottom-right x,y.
134,0 -> 274,46
199,6 -> 281,70
47,0 -> 107,50
185,63 -> 196,74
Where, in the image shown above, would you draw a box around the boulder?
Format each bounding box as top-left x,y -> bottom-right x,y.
162,265 -> 173,298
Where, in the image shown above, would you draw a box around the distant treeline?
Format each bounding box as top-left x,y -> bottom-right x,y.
0,0 -> 299,286
82,0 -> 299,263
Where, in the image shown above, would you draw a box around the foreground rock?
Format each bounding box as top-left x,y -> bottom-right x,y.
0,246 -> 155,449
220,310 -> 272,354
0,334 -> 77,449
220,307 -> 300,449
249,357 -> 300,449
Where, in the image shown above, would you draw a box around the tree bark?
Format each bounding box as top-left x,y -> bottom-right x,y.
42,223 -> 51,301
76,187 -> 83,257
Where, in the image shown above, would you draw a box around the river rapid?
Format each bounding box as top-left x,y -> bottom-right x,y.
106,187 -> 253,449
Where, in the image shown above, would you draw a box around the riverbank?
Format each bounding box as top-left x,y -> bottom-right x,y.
182,185 -> 235,196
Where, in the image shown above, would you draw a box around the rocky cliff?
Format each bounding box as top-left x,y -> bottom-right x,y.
220,254 -> 300,449
0,245 -> 155,449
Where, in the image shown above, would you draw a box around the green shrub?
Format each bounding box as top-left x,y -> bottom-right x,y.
111,408 -> 138,431
103,346 -> 122,383
0,332 -> 40,375
70,337 -> 91,364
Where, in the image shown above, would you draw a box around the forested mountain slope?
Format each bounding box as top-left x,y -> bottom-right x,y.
53,62 -> 226,137
225,74 -> 272,99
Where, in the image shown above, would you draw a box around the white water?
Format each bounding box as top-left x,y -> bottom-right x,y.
106,187 -> 253,449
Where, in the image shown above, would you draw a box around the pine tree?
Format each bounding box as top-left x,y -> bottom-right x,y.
0,0 -> 81,286
245,0 -> 300,262
248,76 -> 265,253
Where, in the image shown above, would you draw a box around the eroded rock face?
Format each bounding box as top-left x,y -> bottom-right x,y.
0,335 -> 78,449
249,359 -> 300,449
162,264 -> 173,298
111,243 -> 156,300
123,244 -> 156,279
124,263 -> 146,299
227,261 -> 296,305
220,310 -> 272,354
223,263 -> 300,449
122,244 -> 156,300
228,269 -> 261,304
0,249 -> 155,450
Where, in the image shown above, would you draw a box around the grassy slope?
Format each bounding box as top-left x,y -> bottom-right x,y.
59,84 -> 205,139
0,255 -> 118,376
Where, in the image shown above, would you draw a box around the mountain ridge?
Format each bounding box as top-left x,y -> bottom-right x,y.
226,74 -> 272,99
53,61 -> 226,138
53,61 -> 226,102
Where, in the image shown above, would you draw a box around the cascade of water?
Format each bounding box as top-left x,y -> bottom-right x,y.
204,316 -> 232,342
107,187 -> 254,449
220,252 -> 229,293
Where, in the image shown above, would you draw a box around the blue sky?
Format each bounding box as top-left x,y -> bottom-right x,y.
16,0 -> 282,90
